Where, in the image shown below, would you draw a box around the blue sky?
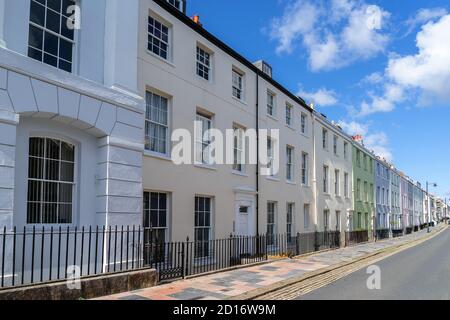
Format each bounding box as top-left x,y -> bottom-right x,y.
188,0 -> 450,199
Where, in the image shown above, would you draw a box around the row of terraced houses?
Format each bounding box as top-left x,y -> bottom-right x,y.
0,0 -> 448,289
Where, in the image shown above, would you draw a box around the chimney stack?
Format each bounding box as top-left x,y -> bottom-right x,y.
192,15 -> 202,27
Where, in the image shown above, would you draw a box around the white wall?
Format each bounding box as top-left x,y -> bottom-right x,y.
313,115 -> 353,234
0,47 -> 145,230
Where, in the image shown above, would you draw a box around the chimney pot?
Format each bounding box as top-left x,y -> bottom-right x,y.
192,15 -> 202,26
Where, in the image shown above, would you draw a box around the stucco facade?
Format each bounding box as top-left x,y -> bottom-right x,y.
375,157 -> 390,234
0,0 -> 145,231
390,168 -> 402,232
351,143 -> 375,232
313,114 -> 353,236
138,0 -> 315,243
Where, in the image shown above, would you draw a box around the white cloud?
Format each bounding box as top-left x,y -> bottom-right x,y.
364,132 -> 393,162
387,15 -> 450,102
338,120 -> 369,136
362,72 -> 383,84
359,83 -> 405,116
356,14 -> 450,116
270,1 -> 319,55
338,121 -> 393,161
405,8 -> 448,34
269,0 -> 390,71
298,87 -> 338,107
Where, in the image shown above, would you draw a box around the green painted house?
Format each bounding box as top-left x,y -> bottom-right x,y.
351,143 -> 375,232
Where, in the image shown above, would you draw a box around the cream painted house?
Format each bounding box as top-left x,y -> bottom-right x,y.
313,113 -> 353,238
138,0 -> 315,243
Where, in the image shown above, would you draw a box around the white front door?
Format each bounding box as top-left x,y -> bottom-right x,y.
235,201 -> 253,236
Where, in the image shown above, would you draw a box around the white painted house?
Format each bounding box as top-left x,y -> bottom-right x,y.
0,0 -> 145,231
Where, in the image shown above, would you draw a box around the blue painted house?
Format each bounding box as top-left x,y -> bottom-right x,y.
375,157 -> 391,238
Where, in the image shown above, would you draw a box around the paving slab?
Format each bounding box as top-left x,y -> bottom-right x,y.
95,227 -> 443,300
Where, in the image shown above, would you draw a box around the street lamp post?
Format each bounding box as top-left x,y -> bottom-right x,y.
426,181 -> 437,233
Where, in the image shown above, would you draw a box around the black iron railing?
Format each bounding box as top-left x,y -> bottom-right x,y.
0,226 -> 144,289
0,226 -> 345,287
345,230 -> 369,246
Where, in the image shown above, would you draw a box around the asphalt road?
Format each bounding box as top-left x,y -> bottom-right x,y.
299,227 -> 450,300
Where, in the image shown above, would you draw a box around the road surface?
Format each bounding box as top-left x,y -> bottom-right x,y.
299,227 -> 450,300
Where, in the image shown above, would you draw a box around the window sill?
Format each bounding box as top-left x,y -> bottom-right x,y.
300,132 -> 309,139
286,180 -> 297,186
301,184 -> 310,188
146,50 -> 176,68
232,170 -> 249,177
194,163 -> 217,171
266,176 -> 280,182
196,74 -> 213,84
285,124 -> 295,131
267,114 -> 278,122
144,150 -> 172,162
232,96 -> 247,106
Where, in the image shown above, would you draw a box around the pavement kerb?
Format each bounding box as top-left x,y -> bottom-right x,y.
229,225 -> 448,300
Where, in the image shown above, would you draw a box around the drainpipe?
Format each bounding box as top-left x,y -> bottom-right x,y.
0,0 -> 6,47
311,113 -> 318,231
255,74 -> 259,236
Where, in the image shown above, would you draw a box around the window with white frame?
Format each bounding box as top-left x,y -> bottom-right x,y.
335,169 -> 340,196
322,128 -> 328,149
28,0 -> 76,72
300,113 -> 307,134
195,112 -> 213,165
377,186 -> 381,204
267,202 -> 277,245
233,125 -> 245,172
27,137 -> 75,224
323,165 -> 329,193
145,91 -> 169,155
267,137 -> 275,176
356,179 -> 361,200
335,211 -> 341,231
232,69 -> 244,100
344,142 -> 348,160
333,135 -> 338,155
364,181 -> 368,202
303,204 -> 310,230
267,91 -> 275,116
194,196 -> 212,258
166,0 -> 184,12
301,152 -> 308,185
148,15 -> 170,60
286,203 -> 294,242
196,46 -> 211,80
285,103 -> 293,126
323,210 -> 330,231
143,192 -> 168,243
286,146 -> 294,182
344,172 -> 349,198
356,150 -> 361,167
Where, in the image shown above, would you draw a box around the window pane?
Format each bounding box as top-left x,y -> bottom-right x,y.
29,25 -> 44,50
47,0 -> 62,13
59,39 -> 73,62
27,202 -> 41,224
58,59 -> 72,72
30,1 -> 45,26
28,180 -> 42,202
61,141 -> 74,161
46,8 -> 61,34
58,204 -> 72,224
59,183 -> 73,203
